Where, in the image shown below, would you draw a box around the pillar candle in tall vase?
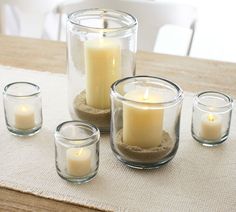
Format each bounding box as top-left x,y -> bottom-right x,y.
84,39 -> 121,109
123,88 -> 164,148
67,9 -> 137,132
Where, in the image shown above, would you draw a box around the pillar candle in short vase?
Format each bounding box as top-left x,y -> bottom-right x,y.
123,88 -> 164,148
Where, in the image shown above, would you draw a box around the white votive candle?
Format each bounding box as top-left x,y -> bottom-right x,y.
123,88 -> 164,148
66,148 -> 91,177
200,114 -> 222,140
14,104 -> 35,130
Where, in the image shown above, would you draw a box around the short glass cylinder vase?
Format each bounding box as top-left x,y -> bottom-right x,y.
54,121 -> 100,184
67,9 -> 137,132
110,76 -> 184,169
191,91 -> 233,146
3,82 -> 42,136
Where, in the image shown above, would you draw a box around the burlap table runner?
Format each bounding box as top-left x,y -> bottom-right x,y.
0,66 -> 235,211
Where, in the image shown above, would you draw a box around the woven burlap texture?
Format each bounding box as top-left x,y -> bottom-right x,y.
0,66 -> 235,212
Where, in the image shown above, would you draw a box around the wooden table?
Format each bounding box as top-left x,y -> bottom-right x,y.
0,35 -> 235,211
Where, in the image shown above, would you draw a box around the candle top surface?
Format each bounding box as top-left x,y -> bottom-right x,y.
124,88 -> 163,104
208,114 -> 218,122
111,76 -> 184,108
202,113 -> 221,124
15,104 -> 34,114
85,39 -> 120,49
67,148 -> 91,160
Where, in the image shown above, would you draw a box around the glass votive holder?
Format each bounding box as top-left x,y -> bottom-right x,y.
3,82 -> 43,136
54,121 -> 100,184
110,76 -> 184,169
67,8 -> 137,132
191,91 -> 233,146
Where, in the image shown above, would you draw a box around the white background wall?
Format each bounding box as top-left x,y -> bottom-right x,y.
167,0 -> 236,63
2,0 -> 236,63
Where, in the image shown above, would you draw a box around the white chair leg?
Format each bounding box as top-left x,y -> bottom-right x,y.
57,13 -> 62,40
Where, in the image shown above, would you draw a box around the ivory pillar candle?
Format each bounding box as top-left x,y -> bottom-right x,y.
66,148 -> 91,177
123,89 -> 164,148
200,114 -> 222,140
84,39 -> 121,109
14,104 -> 35,130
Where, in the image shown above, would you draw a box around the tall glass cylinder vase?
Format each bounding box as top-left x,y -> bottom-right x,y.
110,76 -> 184,169
67,9 -> 137,132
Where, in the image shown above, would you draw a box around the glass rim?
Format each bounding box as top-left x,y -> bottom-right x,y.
3,81 -> 40,97
68,8 -> 137,32
194,91 -> 233,110
111,75 -> 184,107
55,120 -> 100,147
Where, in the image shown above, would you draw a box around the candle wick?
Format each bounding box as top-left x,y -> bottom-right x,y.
208,115 -> 215,122
75,149 -> 83,156
102,11 -> 108,37
103,20 -> 108,29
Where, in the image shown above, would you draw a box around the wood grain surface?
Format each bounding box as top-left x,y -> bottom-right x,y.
0,34 -> 235,211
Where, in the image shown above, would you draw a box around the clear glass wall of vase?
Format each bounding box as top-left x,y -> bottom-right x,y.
67,9 -> 137,132
191,91 -> 233,146
3,82 -> 43,136
54,121 -> 100,184
110,76 -> 184,169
